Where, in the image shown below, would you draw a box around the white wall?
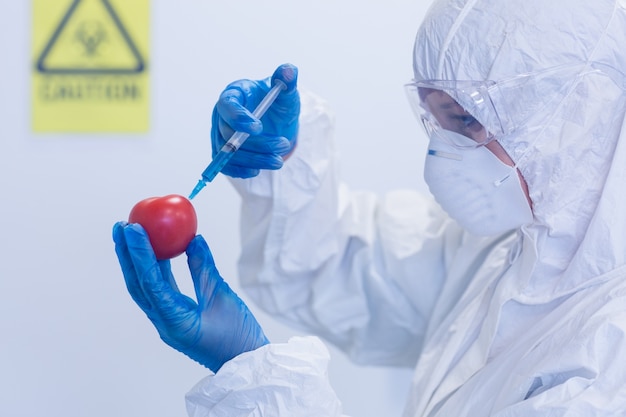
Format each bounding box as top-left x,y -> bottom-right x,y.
0,1 -> 431,416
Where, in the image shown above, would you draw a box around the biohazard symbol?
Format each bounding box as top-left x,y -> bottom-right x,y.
36,0 -> 145,74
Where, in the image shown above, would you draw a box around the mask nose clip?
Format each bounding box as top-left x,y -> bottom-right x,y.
428,149 -> 463,161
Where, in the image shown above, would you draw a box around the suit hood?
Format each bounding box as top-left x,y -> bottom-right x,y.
413,0 -> 626,300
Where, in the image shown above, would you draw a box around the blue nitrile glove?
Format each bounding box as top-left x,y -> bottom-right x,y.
112,221 -> 269,373
211,63 -> 300,178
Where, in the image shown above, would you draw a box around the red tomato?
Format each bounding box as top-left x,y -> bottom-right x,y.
128,194 -> 198,260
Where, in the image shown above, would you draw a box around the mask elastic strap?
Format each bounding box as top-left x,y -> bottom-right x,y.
493,170 -> 514,187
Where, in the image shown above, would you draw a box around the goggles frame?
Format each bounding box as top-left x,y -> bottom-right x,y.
404,79 -> 508,149
404,62 -> 626,149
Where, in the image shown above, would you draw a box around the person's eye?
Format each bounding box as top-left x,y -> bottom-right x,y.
458,115 -> 479,128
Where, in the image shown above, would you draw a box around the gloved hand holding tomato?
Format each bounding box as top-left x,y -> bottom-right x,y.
112,195 -> 269,373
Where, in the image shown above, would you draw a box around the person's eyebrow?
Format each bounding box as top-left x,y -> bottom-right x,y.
438,101 -> 456,109
437,100 -> 465,112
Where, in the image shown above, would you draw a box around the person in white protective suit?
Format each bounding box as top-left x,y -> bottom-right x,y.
113,0 -> 626,415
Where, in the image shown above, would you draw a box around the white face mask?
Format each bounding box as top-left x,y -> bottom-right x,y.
423,130 -> 533,236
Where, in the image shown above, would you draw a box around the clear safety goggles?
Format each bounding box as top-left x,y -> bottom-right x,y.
404,80 -> 501,149
404,62 -> 626,149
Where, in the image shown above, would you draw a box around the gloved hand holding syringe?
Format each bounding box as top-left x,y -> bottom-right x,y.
189,75 -> 291,200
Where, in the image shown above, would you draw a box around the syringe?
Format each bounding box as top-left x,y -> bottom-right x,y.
188,79 -> 287,200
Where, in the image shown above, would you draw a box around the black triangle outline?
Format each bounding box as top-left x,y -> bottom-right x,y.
35,0 -> 146,74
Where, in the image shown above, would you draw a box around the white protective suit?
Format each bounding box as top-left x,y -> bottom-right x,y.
186,0 -> 626,415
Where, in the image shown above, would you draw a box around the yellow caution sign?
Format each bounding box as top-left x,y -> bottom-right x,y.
32,0 -> 150,132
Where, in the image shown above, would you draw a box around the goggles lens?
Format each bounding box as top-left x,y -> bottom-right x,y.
405,81 -> 499,149
405,63 -> 626,150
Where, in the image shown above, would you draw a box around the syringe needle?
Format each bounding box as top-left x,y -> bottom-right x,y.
188,79 -> 287,200
189,179 -> 206,200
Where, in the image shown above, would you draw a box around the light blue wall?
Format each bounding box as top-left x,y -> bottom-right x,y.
0,1 -> 430,416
